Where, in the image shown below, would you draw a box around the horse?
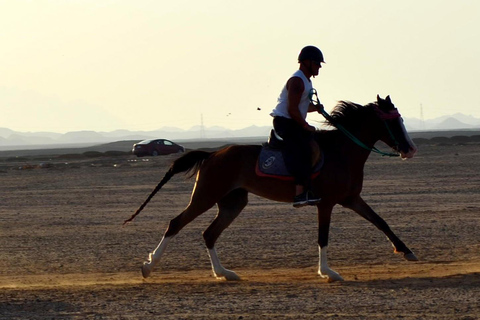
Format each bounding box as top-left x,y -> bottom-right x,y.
124,95 -> 418,282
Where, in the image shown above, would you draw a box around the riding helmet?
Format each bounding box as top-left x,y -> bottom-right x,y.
298,46 -> 325,64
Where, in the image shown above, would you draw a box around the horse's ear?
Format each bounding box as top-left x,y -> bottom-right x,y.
385,95 -> 392,103
377,94 -> 382,103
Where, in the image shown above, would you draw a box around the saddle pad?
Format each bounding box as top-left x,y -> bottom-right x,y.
255,147 -> 324,181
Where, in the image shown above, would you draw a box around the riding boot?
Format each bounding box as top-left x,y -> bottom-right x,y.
293,189 -> 321,208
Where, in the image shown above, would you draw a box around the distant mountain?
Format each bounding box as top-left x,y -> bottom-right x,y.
403,113 -> 480,131
59,131 -> 106,142
430,113 -> 480,126
0,128 -> 15,137
0,112 -> 479,150
432,117 -> 477,130
0,125 -> 272,150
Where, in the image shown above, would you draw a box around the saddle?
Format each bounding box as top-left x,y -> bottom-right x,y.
255,130 -> 324,181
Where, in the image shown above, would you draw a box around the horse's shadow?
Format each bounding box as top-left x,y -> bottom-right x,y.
0,299 -> 83,320
343,272 -> 480,290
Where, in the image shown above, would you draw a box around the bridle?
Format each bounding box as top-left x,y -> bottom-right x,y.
309,89 -> 401,157
372,104 -> 402,151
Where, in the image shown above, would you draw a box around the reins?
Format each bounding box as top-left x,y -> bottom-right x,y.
309,89 -> 400,157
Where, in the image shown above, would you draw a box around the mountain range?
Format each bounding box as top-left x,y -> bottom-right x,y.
1,113 -> 480,150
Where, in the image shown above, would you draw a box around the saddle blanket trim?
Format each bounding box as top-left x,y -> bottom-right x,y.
255,148 -> 324,181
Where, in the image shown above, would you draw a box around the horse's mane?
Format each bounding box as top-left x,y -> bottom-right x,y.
314,100 -> 377,149
324,101 -> 377,128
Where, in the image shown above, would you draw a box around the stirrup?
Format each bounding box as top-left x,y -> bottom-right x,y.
293,191 -> 321,208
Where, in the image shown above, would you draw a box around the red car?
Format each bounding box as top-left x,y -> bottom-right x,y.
132,139 -> 185,157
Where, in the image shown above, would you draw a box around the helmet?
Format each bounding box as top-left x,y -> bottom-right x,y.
298,46 -> 325,64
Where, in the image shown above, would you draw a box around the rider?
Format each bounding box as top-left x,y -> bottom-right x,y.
270,45 -> 325,208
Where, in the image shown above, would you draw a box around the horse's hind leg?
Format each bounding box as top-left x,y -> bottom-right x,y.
142,198 -> 216,278
203,188 -> 248,281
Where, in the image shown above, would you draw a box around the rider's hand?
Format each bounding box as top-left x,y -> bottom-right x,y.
304,124 -> 316,132
316,103 -> 324,112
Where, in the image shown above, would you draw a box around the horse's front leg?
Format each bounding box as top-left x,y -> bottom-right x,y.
342,196 -> 418,261
317,201 -> 344,282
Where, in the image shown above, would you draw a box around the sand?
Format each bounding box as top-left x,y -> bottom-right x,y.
1,142 -> 479,319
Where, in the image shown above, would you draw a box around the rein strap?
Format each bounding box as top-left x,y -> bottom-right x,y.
309,89 -> 400,157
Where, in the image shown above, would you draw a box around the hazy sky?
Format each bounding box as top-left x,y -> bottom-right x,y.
1,0 -> 479,133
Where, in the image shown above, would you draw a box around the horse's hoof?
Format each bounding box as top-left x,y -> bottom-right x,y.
404,252 -> 419,261
327,276 -> 344,283
214,269 -> 240,281
319,270 -> 344,282
224,272 -> 240,281
142,262 -> 153,278
225,273 -> 240,281
326,273 -> 344,282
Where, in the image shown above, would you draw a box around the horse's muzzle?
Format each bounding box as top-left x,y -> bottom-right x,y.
400,146 -> 417,159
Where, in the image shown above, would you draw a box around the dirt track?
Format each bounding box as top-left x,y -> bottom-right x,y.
1,143 -> 479,319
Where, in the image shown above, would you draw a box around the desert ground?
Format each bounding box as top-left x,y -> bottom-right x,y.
1,139 -> 479,319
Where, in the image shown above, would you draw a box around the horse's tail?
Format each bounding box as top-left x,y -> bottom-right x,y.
123,150 -> 213,226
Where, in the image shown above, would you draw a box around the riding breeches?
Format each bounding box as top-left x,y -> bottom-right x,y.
272,116 -> 313,187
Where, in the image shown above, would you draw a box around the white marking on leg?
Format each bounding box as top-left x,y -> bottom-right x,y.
142,236 -> 171,278
318,245 -> 344,282
207,247 -> 240,281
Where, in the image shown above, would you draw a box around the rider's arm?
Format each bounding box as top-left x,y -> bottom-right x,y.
286,77 -> 315,131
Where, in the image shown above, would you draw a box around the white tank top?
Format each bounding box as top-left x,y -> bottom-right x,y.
270,70 -> 313,120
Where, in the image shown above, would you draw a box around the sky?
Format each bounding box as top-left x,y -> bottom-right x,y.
1,0 -> 479,133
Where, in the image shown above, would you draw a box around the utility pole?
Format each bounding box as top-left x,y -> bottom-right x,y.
200,113 -> 205,139
420,103 -> 425,131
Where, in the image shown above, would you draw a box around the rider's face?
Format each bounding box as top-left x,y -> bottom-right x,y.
310,60 -> 321,76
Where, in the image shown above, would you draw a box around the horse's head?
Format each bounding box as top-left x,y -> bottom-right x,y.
373,95 -> 417,159
326,97 -> 417,159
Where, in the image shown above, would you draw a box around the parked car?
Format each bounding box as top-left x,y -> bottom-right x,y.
132,139 -> 185,157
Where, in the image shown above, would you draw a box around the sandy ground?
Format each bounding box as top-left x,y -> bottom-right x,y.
1,142 -> 479,319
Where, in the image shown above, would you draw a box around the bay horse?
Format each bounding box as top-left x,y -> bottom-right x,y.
124,95 -> 418,282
